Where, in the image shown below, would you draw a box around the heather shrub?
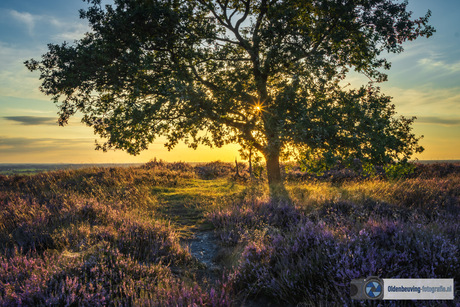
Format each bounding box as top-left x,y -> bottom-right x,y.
195,161 -> 235,179
207,202 -> 263,245
51,218 -> 189,265
3,162 -> 460,305
286,159 -> 425,182
412,162 -> 460,179
285,167 -> 361,183
284,169 -> 311,181
385,176 -> 459,219
137,277 -> 233,307
0,165 -> 195,200
210,189 -> 460,304
143,158 -> 195,174
114,219 -> 190,264
143,158 -> 168,169
312,199 -> 414,230
1,194 -> 189,264
229,214 -> 459,304
44,247 -> 171,306
0,166 -> 237,306
337,219 -> 459,280
208,200 -> 302,245
167,161 -> 195,173
1,194 -> 106,252
232,221 -> 344,304
0,246 -> 232,306
287,161 -> 460,183
0,248 -> 63,305
0,193 -> 55,253
0,174 -> 7,183
0,172 -> 193,268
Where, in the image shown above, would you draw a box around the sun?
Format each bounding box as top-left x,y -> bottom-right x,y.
254,103 -> 264,113
252,102 -> 268,115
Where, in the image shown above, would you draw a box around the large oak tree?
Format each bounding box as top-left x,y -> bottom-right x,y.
26,0 -> 433,186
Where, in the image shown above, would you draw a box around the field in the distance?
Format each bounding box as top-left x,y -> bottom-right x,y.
0,161 -> 459,306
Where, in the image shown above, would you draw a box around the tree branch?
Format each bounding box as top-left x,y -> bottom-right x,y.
188,62 -> 257,105
215,36 -> 240,45
219,117 -> 264,152
252,0 -> 267,51
234,0 -> 250,32
194,56 -> 251,64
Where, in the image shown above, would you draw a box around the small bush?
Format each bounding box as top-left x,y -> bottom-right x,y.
195,161 -> 235,179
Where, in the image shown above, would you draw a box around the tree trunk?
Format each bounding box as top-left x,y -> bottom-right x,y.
248,147 -> 254,179
235,158 -> 240,177
265,150 -> 282,186
265,150 -> 290,201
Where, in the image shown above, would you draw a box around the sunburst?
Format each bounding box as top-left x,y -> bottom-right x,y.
253,102 -> 265,114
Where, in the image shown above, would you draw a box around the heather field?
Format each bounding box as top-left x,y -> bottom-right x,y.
0,161 -> 459,306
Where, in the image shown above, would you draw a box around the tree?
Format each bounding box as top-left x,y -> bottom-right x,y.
26,0 -> 434,188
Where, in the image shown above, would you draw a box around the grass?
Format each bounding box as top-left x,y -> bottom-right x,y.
0,161 -> 459,306
153,178 -> 245,236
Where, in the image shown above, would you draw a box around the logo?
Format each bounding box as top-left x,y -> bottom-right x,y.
365,279 -> 383,298
350,276 -> 384,300
352,277 -> 454,300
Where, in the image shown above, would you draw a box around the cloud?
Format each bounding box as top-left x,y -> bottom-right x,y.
418,58 -> 460,74
0,11 -> 89,100
9,10 -> 36,35
417,116 -> 460,126
8,9 -> 88,41
0,41 -> 50,100
384,86 -> 460,117
0,136 -> 92,153
2,108 -> 54,115
3,116 -> 57,125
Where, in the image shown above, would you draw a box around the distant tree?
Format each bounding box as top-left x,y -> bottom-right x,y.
26,0 -> 433,189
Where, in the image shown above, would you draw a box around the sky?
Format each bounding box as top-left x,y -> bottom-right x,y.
0,0 -> 459,163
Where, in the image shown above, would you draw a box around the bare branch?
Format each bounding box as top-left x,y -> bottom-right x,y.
200,0 -> 254,59
196,56 -> 251,63
235,0 -> 251,32
215,36 -> 240,45
229,7 -> 239,21
198,0 -> 231,28
253,0 -> 267,47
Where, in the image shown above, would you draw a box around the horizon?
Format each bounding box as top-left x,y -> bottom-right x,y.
1,159 -> 460,165
1,0 -> 460,163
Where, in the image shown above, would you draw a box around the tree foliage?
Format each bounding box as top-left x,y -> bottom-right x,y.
292,86 -> 424,172
25,0 -> 434,185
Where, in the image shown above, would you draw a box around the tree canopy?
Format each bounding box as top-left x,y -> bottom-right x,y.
26,0 -> 434,185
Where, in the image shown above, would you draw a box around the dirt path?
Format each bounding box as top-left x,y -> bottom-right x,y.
188,231 -> 220,268
152,179 -> 242,283
187,230 -> 223,286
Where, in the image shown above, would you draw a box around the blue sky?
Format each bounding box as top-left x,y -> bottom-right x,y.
0,0 -> 459,163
